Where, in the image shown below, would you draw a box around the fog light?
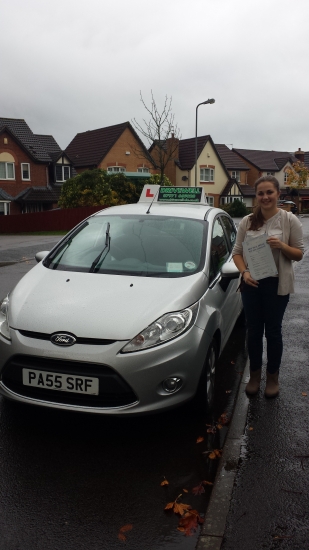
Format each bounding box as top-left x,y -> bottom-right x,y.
162,377 -> 182,394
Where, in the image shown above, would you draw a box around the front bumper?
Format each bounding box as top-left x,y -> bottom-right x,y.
0,324 -> 211,415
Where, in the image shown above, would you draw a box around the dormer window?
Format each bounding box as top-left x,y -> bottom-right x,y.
56,165 -> 70,182
231,170 -> 240,182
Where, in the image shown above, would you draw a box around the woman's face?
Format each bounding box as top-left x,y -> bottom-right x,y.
256,181 -> 280,212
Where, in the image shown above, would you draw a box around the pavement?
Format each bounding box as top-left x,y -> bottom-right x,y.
197,217 -> 309,550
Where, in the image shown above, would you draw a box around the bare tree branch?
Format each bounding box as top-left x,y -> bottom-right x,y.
132,91 -> 181,182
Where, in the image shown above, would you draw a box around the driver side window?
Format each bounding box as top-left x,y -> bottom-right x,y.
209,218 -> 230,283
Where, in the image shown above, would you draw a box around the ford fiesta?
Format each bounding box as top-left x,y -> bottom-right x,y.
0,186 -> 243,415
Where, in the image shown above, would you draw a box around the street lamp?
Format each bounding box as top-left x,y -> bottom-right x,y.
195,99 -> 215,187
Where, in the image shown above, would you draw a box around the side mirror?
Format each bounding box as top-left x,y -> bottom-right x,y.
221,260 -> 240,279
35,251 -> 50,263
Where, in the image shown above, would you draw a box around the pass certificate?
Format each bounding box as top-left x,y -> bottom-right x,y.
242,234 -> 278,280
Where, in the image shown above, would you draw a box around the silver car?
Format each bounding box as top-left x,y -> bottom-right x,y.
0,187 -> 243,415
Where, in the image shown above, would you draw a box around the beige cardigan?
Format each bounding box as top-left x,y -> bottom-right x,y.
232,210 -> 304,295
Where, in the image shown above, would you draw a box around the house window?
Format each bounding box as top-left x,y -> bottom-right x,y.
137,167 -> 150,173
56,165 -> 71,182
231,171 -> 240,182
207,196 -> 214,206
200,168 -> 214,182
21,163 -> 30,180
266,172 -> 275,176
284,171 -> 289,183
107,166 -> 126,173
220,196 -> 243,204
0,162 -> 15,180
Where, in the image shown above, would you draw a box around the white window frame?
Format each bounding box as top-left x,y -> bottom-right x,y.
220,196 -> 243,204
284,171 -> 289,183
200,167 -> 214,182
0,161 -> 15,180
137,167 -> 150,173
266,172 -> 275,176
231,170 -> 240,182
107,166 -> 126,173
56,165 -> 71,182
207,196 -> 214,206
21,163 -> 31,181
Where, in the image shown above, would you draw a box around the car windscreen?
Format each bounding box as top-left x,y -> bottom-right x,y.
45,215 -> 207,278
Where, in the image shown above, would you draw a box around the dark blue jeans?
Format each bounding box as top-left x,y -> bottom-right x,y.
241,277 -> 289,374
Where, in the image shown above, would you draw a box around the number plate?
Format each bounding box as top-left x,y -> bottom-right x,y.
22,368 -> 99,395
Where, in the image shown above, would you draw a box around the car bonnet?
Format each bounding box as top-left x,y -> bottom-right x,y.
9,263 -> 208,340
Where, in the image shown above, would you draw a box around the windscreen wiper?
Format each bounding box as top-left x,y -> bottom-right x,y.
89,223 -> 111,273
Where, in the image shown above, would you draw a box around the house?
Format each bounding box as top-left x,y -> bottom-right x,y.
214,144 -> 253,207
232,147 -> 309,211
0,118 -> 74,215
151,134 -> 244,208
65,122 -> 156,181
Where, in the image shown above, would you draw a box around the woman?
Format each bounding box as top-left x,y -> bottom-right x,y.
233,176 -> 304,398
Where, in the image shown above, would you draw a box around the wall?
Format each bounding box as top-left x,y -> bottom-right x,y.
99,127 -> 155,173
0,206 -> 107,234
0,131 -> 48,197
176,140 -> 228,207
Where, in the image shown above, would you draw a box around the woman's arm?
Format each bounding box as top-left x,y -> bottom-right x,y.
233,254 -> 259,287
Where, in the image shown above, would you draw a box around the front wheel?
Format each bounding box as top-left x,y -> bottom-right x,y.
194,338 -> 217,413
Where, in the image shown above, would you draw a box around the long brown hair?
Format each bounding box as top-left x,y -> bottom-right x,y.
249,176 -> 280,231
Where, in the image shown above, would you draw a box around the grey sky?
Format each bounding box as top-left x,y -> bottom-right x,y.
2,0 -> 309,152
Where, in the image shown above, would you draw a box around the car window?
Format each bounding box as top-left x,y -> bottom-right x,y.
220,216 -> 237,251
209,217 -> 230,283
45,215 -> 207,278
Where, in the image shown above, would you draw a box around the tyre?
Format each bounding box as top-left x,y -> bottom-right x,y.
194,338 -> 217,413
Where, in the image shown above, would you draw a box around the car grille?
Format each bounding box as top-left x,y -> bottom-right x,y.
1,355 -> 138,408
18,330 -> 116,346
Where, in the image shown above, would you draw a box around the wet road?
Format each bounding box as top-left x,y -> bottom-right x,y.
0,236 -> 247,549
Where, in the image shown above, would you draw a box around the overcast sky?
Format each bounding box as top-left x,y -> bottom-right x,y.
2,0 -> 309,152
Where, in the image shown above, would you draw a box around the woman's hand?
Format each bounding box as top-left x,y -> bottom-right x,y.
266,236 -> 283,249
243,271 -> 259,288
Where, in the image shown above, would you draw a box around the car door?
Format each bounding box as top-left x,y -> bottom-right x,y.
202,214 -> 241,349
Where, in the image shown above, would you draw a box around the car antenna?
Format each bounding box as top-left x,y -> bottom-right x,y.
146,187 -> 160,214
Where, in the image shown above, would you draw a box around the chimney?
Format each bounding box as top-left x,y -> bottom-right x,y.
294,148 -> 305,163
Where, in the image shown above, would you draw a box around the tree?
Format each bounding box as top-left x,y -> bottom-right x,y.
147,174 -> 172,186
285,161 -> 309,189
58,169 -> 119,209
58,169 -> 150,209
221,199 -> 248,217
132,91 -> 181,183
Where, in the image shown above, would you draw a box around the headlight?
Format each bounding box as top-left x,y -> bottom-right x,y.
0,296 -> 10,340
121,302 -> 199,353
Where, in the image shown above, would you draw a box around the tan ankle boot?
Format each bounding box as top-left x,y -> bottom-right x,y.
265,371 -> 279,398
246,369 -> 261,396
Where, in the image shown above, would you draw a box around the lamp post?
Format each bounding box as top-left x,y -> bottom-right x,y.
195,99 -> 215,187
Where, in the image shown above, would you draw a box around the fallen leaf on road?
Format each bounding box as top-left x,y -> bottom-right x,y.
183,488 -> 188,493
218,412 -> 229,425
208,449 -> 222,459
160,477 -> 169,486
196,436 -> 204,443
202,480 -> 213,486
165,495 -> 191,516
249,427 -> 254,431
177,509 -> 203,536
226,390 -> 232,394
301,392 -> 307,396
192,486 -> 205,496
118,524 -> 133,542
206,426 -> 216,434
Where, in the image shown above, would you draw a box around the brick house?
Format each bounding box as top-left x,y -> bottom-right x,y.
65,122 -> 156,179
214,144 -> 253,207
151,135 -> 243,208
0,118 -> 74,215
232,147 -> 309,211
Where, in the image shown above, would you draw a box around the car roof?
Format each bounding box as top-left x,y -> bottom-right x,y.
93,201 -> 223,221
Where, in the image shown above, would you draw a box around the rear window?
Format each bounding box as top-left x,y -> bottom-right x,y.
45,215 -> 207,278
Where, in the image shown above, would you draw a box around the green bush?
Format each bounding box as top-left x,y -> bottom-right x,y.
221,199 -> 248,217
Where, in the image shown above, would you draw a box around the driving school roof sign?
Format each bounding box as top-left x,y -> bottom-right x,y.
139,185 -> 208,204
